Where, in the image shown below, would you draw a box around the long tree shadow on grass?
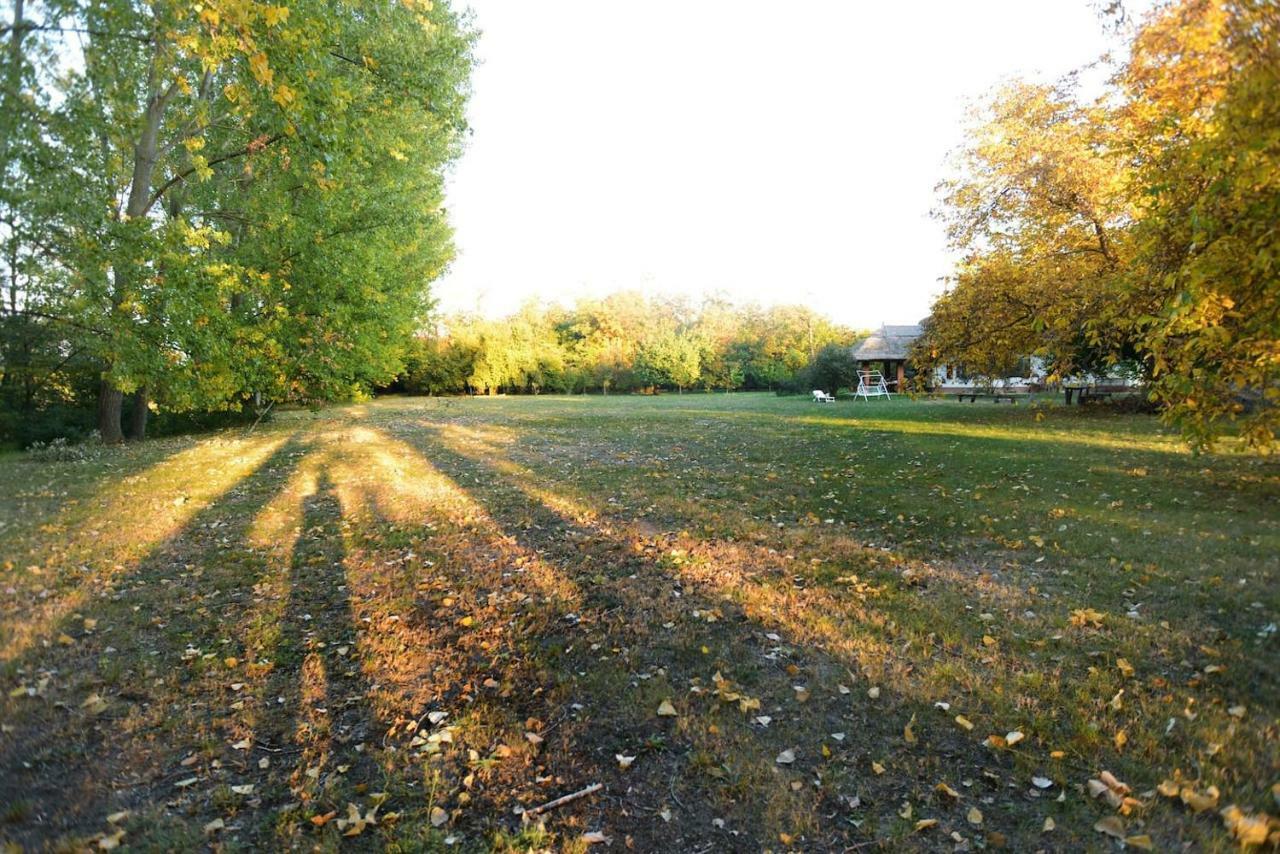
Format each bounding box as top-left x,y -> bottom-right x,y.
391,422 -> 1027,851
0,432 -> 294,663
0,435 -> 315,848
251,468 -> 386,842
394,415 -> 1276,851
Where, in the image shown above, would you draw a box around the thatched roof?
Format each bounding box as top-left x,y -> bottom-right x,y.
852,324 -> 923,361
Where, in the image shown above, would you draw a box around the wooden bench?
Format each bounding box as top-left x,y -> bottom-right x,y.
1064,385 -> 1133,405
954,392 -> 1028,404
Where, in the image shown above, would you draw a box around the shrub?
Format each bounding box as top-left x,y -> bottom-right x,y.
25,434 -> 102,463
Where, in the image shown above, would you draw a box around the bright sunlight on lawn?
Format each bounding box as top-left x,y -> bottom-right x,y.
1,394 -> 1276,851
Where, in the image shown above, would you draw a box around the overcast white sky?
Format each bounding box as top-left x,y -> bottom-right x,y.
434,1 -> 1134,329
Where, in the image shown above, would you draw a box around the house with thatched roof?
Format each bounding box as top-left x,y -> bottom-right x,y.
851,323 -> 923,389
853,321 -> 1057,392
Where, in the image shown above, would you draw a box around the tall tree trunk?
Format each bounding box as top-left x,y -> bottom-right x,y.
126,386 -> 149,441
98,380 -> 124,443
95,40 -> 173,443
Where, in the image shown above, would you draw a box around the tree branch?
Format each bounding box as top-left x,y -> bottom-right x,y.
145,133 -> 284,213
0,23 -> 151,44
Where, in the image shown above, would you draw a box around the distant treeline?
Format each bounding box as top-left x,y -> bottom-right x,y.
391,294 -> 863,396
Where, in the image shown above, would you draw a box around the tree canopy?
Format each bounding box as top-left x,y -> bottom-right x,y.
1,0 -> 475,443
918,0 -> 1278,449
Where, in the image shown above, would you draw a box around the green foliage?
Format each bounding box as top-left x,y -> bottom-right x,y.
394,295 -> 857,395
635,329 -> 701,391
801,344 -> 860,396
1,0 -> 475,441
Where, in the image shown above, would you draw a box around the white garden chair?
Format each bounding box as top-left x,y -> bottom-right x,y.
812,389 -> 835,403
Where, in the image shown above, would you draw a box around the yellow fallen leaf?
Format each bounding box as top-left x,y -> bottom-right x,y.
871,760 -> 886,775
1094,815 -> 1126,839
1157,779 -> 1180,798
1043,817 -> 1055,832
935,782 -> 960,799
98,830 -> 126,850
955,715 -> 974,731
914,818 -> 937,831
1069,608 -> 1105,628
656,700 -> 677,717
337,802 -> 378,836
1114,730 -> 1128,750
1221,806 -> 1270,846
1180,785 -> 1219,813
1099,771 -> 1129,794
904,714 -> 917,744
1116,658 -> 1135,678
967,807 -> 984,826
429,805 -> 448,827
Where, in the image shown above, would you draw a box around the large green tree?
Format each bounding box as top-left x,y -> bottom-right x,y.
2,0 -> 473,441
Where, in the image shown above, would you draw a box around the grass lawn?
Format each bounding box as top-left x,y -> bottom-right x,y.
1,393 -> 1277,851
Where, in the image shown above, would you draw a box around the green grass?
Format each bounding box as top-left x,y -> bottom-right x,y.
0,393 -> 1276,850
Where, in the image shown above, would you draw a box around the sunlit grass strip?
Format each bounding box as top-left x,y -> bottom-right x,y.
1,433 -> 291,662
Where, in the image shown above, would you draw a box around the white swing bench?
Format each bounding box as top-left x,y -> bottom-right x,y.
854,370 -> 893,401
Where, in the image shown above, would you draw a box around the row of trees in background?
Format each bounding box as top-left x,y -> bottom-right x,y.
395,294 -> 860,396
917,0 -> 1278,449
1,0 -> 474,445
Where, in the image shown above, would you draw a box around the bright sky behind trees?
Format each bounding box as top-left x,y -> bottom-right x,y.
435,0 -> 1142,329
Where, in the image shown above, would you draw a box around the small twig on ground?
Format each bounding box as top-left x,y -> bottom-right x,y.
668,769 -> 685,810
520,782 -> 602,820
